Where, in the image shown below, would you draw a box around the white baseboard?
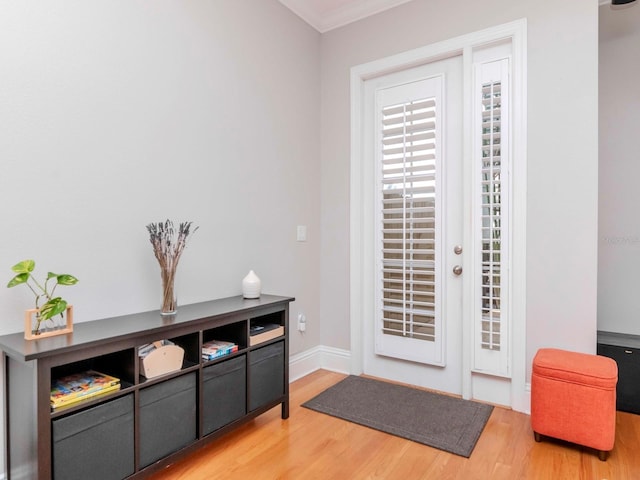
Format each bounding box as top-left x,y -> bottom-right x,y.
289,345 -> 351,382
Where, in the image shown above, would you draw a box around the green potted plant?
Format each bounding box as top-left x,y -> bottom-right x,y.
7,259 -> 79,338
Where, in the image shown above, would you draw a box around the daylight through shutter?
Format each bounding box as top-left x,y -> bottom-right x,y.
380,97 -> 437,343
480,80 -> 502,352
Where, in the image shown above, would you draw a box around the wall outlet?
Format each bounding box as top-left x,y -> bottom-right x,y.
297,313 -> 306,332
297,225 -> 307,242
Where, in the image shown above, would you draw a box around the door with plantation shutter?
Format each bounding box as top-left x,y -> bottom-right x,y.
364,55 -> 463,394
354,23 -> 524,407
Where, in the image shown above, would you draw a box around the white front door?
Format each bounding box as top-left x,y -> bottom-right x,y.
362,55 -> 464,395
352,20 -> 527,410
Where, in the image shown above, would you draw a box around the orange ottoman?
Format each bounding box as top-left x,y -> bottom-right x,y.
531,348 -> 618,461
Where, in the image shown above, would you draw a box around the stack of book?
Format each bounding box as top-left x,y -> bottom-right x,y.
50,370 -> 121,410
202,340 -> 238,360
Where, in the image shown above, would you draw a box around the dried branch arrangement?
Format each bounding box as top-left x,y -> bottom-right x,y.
146,220 -> 198,314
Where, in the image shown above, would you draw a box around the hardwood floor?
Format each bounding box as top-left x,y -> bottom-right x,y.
148,370 -> 640,480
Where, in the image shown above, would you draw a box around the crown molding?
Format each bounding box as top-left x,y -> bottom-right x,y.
279,0 -> 415,33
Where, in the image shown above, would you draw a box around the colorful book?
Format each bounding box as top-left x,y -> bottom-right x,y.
51,383 -> 121,410
202,340 -> 238,360
51,370 -> 121,407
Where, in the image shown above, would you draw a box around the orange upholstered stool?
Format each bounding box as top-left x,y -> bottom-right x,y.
531,348 -> 618,461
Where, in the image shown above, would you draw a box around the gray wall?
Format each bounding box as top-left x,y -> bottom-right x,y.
598,3 -> 640,335
319,0 -> 600,382
0,1 -> 321,472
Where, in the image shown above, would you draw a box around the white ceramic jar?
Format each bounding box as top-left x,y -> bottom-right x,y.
242,270 -> 261,299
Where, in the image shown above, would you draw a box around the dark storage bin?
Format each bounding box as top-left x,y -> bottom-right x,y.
52,394 -> 134,480
249,341 -> 284,411
597,343 -> 640,414
139,372 -> 197,468
203,355 -> 246,435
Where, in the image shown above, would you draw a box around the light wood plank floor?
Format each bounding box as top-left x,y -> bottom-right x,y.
149,370 -> 640,480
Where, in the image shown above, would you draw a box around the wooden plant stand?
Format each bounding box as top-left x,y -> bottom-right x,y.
24,305 -> 74,340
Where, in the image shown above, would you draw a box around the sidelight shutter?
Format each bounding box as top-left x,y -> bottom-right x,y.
473,54 -> 511,376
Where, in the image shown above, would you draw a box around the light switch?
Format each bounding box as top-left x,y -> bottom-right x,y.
297,225 -> 307,242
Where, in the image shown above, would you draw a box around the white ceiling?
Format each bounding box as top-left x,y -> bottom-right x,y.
279,0 -> 416,33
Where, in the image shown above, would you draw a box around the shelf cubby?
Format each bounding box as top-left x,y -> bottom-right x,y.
51,348 -> 135,390
249,311 -> 285,347
203,320 -> 247,351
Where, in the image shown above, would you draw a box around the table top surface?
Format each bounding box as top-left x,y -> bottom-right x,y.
0,294 -> 294,362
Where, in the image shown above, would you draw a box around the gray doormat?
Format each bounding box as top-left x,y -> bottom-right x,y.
302,375 -> 493,458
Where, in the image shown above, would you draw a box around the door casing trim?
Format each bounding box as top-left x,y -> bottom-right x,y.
349,18 -> 528,412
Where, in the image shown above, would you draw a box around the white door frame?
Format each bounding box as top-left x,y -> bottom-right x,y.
349,19 -> 528,412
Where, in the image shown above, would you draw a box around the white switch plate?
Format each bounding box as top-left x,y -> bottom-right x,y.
297,225 -> 307,242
